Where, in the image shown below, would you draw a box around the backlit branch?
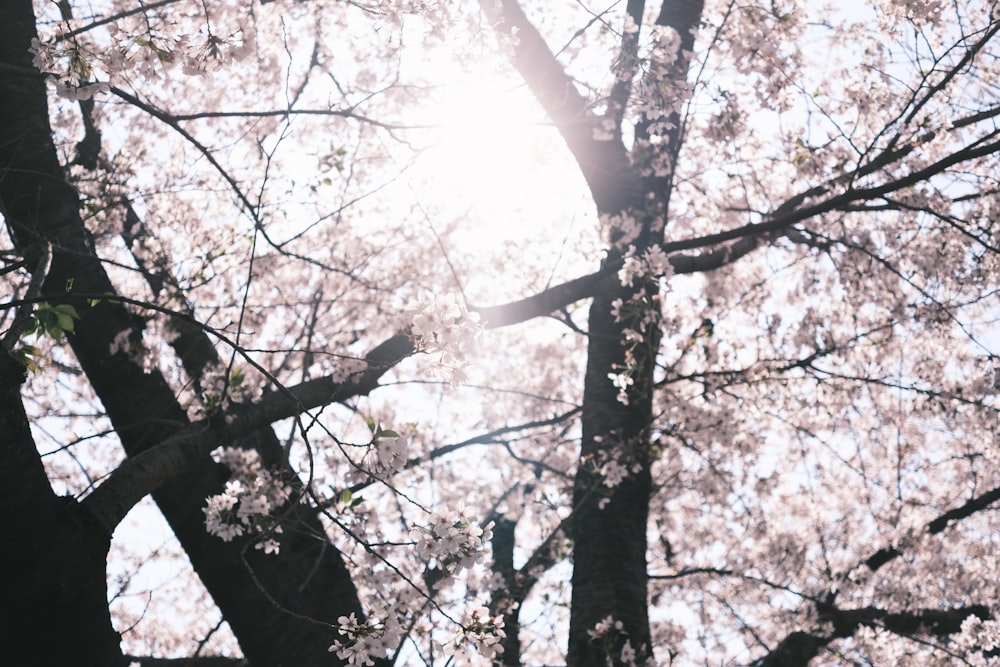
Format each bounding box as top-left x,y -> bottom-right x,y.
477,0 -> 635,211
77,94 -> 1000,534
857,483 -> 1000,576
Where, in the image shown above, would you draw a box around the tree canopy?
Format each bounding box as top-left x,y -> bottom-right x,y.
2,0 -> 1000,665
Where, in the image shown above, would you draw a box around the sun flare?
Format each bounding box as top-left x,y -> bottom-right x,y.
411,69 -> 595,303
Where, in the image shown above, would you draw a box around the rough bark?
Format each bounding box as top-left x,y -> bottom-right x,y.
0,2 -> 371,664
489,517 -> 522,666
0,4 -> 120,661
570,276 -> 660,666
566,2 -> 703,664
0,346 -> 125,666
478,0 -> 705,660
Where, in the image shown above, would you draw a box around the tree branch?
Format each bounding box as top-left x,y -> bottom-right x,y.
82,333 -> 413,532
79,109 -> 1000,533
124,658 -> 247,667
857,482 -> 1000,575
751,604 -> 991,667
478,0 -> 635,211
1,239 -> 50,348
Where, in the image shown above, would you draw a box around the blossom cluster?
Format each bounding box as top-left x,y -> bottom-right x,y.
328,609 -> 404,667
29,14 -> 255,101
632,24 -> 690,138
198,363 -> 256,417
410,504 -> 494,579
409,292 -> 481,383
599,458 -> 630,489
29,37 -> 109,101
451,602 -> 506,664
607,370 -> 635,406
617,244 -> 673,287
607,286 -> 663,406
877,0 -> 947,29
202,447 -> 291,554
343,421 -> 410,485
329,602 -> 506,666
719,5 -> 805,113
367,428 -> 408,477
587,616 -> 642,666
955,614 -> 1000,666
601,212 -> 643,249
590,442 -> 645,510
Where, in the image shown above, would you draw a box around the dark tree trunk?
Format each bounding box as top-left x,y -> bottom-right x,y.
569,272 -> 660,666
0,4 -> 122,662
0,351 -> 126,666
566,3 -> 702,663
0,2 -> 371,664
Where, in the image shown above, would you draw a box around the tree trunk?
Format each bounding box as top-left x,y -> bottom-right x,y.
0,351 -> 126,666
569,272 -> 661,666
567,2 -> 702,663
0,2 -> 370,664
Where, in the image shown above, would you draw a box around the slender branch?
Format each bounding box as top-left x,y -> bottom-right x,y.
53,0 -> 185,42
165,107 -> 415,130
76,100 -> 1000,533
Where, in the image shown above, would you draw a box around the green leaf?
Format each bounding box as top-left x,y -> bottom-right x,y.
54,304 -> 79,318
339,488 -> 353,505
10,344 -> 43,374
56,313 -> 75,333
22,317 -> 39,337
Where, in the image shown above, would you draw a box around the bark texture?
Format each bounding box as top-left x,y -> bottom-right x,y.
0,2 -> 371,664
566,2 -> 703,663
0,345 -> 125,665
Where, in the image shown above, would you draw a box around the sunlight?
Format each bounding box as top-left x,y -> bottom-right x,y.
410,68 -> 597,303
425,75 -> 539,199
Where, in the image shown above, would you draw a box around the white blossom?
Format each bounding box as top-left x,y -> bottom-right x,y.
410,504 -> 494,576
202,448 -> 290,554
600,459 -> 629,488
408,292 -> 481,383
329,608 -> 404,666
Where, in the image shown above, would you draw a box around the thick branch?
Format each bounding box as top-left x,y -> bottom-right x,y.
1,15 -> 379,658
478,0 -> 635,211
859,482 -> 1000,575
489,517 -> 522,666
83,334 -> 413,531
751,604 -> 991,667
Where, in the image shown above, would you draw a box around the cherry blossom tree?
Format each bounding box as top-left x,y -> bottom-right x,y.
2,0 -> 1000,665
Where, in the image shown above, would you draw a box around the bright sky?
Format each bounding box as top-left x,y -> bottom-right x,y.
399,58 -> 599,305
